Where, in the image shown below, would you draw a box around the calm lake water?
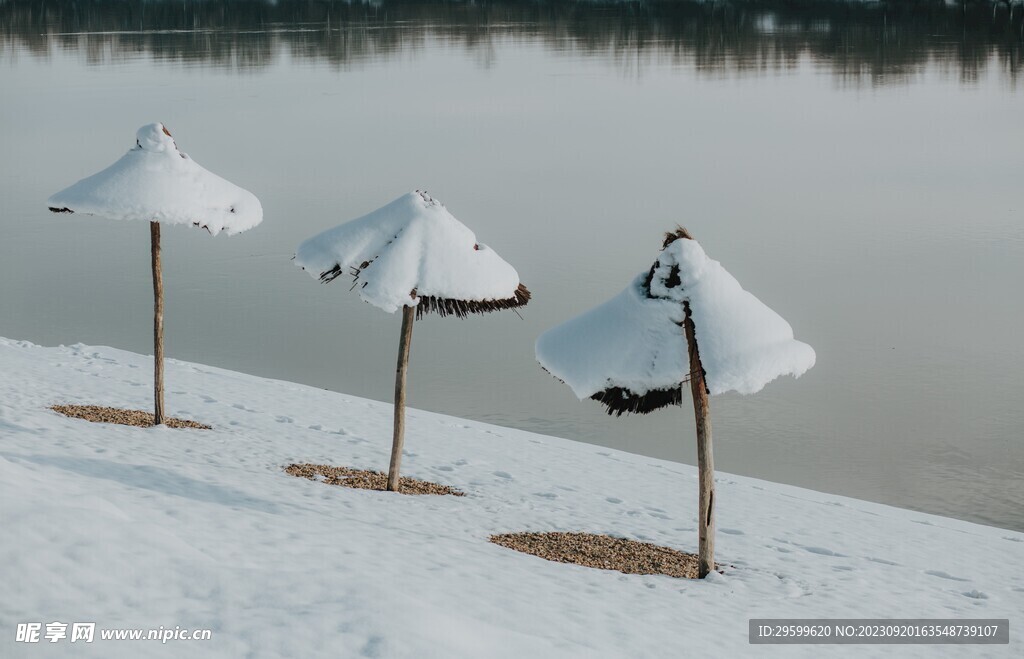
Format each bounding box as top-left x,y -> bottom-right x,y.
1,1 -> 1022,531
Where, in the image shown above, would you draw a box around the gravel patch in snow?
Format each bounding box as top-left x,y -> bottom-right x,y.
284,463 -> 464,496
490,531 -> 702,579
50,404 -> 211,429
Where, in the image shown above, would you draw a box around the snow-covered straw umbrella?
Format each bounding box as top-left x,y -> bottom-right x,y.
47,123 -> 263,425
536,228 -> 814,577
295,190 -> 530,491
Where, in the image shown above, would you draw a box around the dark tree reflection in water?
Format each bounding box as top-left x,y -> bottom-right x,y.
1,1 -> 1021,85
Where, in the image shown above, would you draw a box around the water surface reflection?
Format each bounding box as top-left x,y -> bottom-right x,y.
2,0 -> 1022,84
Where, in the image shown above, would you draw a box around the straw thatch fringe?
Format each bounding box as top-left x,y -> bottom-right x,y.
47,206 -> 219,234
318,256 -> 379,285
643,263 -> 681,294
642,226 -> 692,295
590,385 -> 683,416
316,260 -> 530,318
414,283 -> 531,319
318,263 -> 345,284
662,226 -> 694,248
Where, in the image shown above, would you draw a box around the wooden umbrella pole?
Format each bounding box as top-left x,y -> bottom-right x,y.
387,304 -> 416,492
151,221 -> 165,426
683,301 -> 715,578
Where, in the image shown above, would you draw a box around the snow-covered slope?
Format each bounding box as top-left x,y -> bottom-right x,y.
47,123 -> 262,237
0,337 -> 1019,658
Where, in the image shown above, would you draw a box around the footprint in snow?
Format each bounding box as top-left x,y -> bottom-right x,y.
865,557 -> 900,566
924,570 -> 969,582
276,416 -> 294,424
362,635 -> 385,657
605,497 -> 623,504
493,471 -> 513,480
436,466 -> 454,472
962,590 -> 987,599
720,528 -> 744,536
533,492 -> 558,499
802,546 -> 845,557
307,424 -> 322,431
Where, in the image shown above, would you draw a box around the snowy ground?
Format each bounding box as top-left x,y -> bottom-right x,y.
0,337 -> 1020,658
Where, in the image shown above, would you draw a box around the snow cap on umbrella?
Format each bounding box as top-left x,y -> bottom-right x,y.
47,123 -> 262,236
295,190 -> 530,317
536,229 -> 815,415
